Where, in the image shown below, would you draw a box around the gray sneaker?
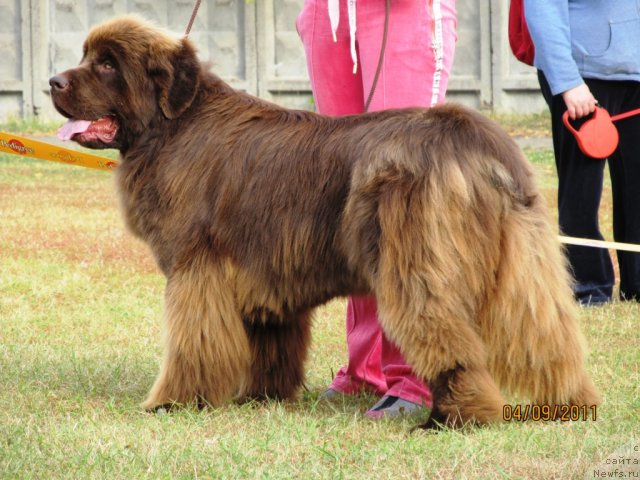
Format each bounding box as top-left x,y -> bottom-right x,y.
365,395 -> 423,418
318,388 -> 344,400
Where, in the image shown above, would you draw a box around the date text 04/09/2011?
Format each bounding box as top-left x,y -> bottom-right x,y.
502,404 -> 597,422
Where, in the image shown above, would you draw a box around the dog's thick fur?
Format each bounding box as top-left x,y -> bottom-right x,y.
50,16 -> 600,428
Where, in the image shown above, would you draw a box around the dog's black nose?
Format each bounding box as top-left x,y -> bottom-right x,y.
49,74 -> 69,91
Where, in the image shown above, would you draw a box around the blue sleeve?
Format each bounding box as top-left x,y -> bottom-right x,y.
523,0 -> 583,96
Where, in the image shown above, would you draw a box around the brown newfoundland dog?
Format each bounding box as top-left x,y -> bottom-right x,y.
49,15 -> 599,428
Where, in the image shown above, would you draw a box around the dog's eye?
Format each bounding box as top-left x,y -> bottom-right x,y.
95,59 -> 115,74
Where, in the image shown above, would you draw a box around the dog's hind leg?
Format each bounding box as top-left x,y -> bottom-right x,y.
367,174 -> 506,428
372,276 -> 506,428
142,256 -> 251,411
241,310 -> 312,401
374,297 -> 506,429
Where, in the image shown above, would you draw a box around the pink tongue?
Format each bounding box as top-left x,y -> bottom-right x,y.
57,120 -> 92,141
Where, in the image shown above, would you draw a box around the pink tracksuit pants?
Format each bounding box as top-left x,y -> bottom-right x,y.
297,0 -> 458,405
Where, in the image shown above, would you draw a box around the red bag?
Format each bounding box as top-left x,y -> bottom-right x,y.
508,0 -> 535,66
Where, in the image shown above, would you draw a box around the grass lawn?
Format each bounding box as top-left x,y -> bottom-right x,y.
0,125 -> 638,479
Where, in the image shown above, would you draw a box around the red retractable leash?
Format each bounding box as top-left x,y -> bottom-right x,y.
562,105 -> 640,159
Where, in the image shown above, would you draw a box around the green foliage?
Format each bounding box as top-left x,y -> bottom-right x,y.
0,116 -> 61,135
487,110 -> 552,138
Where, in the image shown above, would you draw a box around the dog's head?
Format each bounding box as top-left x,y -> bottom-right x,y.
50,15 -> 200,151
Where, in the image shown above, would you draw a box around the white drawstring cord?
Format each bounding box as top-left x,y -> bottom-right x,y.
327,0 -> 359,74
348,0 -> 358,73
328,0 -> 339,42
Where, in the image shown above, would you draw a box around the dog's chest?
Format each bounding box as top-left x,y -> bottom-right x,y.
115,165 -> 176,264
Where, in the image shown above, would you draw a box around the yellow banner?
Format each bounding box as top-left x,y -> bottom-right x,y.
0,131 -> 118,171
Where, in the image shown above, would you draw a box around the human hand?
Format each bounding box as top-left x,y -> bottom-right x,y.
561,84 -> 597,120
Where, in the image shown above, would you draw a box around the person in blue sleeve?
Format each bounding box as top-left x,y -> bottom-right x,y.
524,0 -> 640,305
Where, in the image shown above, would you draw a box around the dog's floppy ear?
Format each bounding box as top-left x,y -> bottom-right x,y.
148,38 -> 200,119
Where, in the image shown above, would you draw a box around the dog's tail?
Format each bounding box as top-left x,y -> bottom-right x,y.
481,171 -> 601,407
446,108 -> 602,407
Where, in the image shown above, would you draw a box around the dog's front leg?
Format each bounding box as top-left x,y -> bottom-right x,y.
241,309 -> 313,402
142,256 -> 251,411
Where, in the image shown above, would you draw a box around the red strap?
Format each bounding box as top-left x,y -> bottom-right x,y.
611,107 -> 640,122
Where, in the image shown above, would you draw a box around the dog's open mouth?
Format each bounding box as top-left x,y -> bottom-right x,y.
57,116 -> 118,144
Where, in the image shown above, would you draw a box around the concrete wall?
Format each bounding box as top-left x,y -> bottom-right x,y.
0,0 -> 546,120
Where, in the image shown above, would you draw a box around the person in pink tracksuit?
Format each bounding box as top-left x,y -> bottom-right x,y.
297,0 -> 458,418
